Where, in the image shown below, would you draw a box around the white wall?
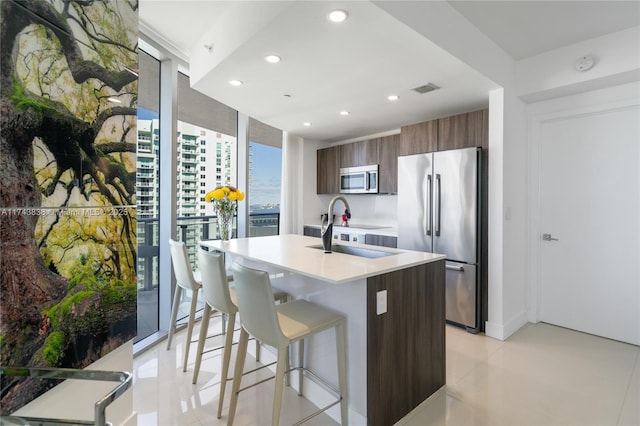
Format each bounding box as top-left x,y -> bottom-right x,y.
517,26 -> 640,102
300,138 -> 328,230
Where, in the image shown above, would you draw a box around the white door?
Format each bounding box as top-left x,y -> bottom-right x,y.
539,106 -> 639,345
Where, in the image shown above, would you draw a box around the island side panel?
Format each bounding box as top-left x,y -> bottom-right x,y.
366,260 -> 445,426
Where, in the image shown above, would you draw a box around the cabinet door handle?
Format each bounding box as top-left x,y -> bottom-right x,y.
446,265 -> 464,272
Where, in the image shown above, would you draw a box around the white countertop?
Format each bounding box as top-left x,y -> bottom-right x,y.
200,234 -> 444,284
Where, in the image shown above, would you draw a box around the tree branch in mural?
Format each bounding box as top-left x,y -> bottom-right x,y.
0,0 -> 138,413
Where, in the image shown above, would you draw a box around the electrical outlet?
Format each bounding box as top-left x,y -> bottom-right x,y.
376,290 -> 387,315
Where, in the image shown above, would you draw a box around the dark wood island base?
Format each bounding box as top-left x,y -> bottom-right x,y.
367,260 -> 446,425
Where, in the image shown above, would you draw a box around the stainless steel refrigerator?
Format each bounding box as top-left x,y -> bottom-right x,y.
397,147 -> 481,332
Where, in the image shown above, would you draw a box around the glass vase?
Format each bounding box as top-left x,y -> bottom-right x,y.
217,210 -> 233,241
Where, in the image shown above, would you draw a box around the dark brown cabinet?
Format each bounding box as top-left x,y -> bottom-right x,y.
364,234 -> 397,248
339,141 -> 364,168
438,109 -> 488,150
340,139 -> 379,168
317,108 -> 488,195
377,135 -> 398,194
303,226 -> 321,238
316,146 -> 340,194
340,134 -> 399,194
367,260 -> 445,425
399,120 -> 438,156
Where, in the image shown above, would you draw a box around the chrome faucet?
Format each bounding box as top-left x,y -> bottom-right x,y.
321,195 -> 351,253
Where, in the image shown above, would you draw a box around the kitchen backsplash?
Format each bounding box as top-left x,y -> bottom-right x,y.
311,193 -> 398,227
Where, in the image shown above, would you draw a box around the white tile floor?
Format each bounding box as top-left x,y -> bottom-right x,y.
133,319 -> 639,425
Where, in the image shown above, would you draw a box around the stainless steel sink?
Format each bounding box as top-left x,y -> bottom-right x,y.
307,244 -> 397,258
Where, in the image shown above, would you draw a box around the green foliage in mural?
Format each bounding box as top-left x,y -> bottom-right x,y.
42,331 -> 66,366
0,0 -> 139,414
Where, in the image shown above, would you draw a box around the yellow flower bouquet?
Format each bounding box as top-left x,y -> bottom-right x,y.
205,186 -> 245,240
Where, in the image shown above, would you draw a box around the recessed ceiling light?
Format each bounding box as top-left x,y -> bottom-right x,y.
229,80 -> 243,86
340,110 -> 350,116
387,95 -> 399,101
108,97 -> 122,103
265,55 -> 281,64
328,9 -> 348,23
303,122 -> 312,127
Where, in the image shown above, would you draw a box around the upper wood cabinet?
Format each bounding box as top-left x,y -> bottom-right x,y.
340,139 -> 379,168
399,120 -> 438,156
317,146 -> 340,194
340,140 -> 364,168
378,134 -> 399,194
341,135 -> 398,193
438,109 -> 488,150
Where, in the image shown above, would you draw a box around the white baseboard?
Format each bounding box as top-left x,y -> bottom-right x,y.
485,310 -> 528,340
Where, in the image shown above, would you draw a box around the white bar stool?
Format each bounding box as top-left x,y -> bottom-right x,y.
167,239 -> 202,372
193,248 -> 289,419
227,262 -> 348,426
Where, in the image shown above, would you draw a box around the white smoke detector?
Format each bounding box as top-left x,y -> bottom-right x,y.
575,55 -> 595,72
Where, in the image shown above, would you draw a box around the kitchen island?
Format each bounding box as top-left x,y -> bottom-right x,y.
200,234 -> 445,425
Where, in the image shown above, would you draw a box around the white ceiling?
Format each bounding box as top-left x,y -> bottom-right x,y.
139,1 -> 639,142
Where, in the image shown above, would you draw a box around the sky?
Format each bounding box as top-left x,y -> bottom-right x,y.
249,142 -> 282,207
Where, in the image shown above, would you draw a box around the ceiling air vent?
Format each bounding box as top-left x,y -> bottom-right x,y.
412,83 -> 440,94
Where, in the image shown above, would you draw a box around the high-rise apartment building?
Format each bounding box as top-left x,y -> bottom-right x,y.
136,119 -> 237,219
136,118 -> 237,280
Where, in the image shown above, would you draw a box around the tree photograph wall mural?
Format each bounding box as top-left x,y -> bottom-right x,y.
0,0 -> 138,413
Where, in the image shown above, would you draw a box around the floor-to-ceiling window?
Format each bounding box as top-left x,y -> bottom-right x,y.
136,50 -> 161,343
176,72 -> 238,267
134,43 -> 285,351
248,118 -> 283,237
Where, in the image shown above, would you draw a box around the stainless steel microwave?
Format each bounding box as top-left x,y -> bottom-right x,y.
340,165 -> 378,194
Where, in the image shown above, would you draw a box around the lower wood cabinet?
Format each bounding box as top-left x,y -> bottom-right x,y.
364,234 -> 397,248
303,226 -> 321,238
366,260 -> 446,425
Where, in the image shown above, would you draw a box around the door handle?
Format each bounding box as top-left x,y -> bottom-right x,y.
542,233 -> 559,241
434,174 -> 441,237
425,175 -> 432,236
445,265 -> 464,272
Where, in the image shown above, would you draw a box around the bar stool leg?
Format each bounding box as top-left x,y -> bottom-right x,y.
227,328 -> 249,426
272,348 -> 288,426
298,339 -> 304,396
217,312 -> 236,419
336,321 -> 349,426
192,304 -> 212,384
183,290 -> 199,372
285,345 -> 291,387
166,285 -> 182,350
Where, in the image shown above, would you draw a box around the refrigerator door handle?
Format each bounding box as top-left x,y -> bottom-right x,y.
446,264 -> 464,272
425,174 -> 432,236
435,174 -> 441,236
